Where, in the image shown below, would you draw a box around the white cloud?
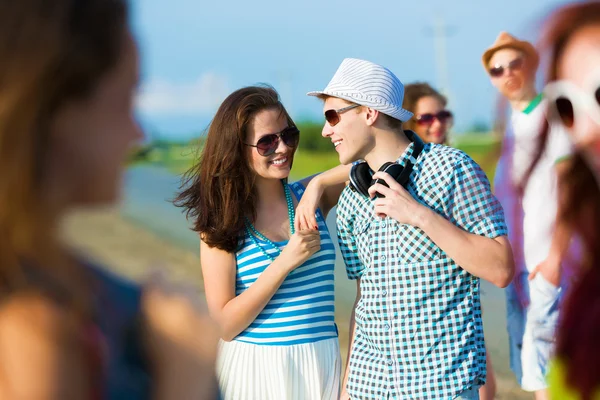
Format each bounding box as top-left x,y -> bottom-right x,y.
136,72 -> 230,115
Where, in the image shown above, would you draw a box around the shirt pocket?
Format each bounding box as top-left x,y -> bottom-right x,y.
352,219 -> 373,268
396,224 -> 441,264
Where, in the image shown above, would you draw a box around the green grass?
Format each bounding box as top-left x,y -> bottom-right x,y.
290,149 -> 343,179
131,133 -> 502,182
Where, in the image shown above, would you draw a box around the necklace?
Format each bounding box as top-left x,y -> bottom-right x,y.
244,180 -> 295,261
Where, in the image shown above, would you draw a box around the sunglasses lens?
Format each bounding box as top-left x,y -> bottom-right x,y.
256,134 -> 278,156
510,58 -> 524,70
325,110 -> 340,126
438,110 -> 453,123
489,67 -> 503,77
281,127 -> 300,148
416,114 -> 435,125
556,97 -> 575,128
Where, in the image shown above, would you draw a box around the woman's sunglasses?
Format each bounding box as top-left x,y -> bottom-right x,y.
544,80 -> 600,131
324,104 -> 360,127
244,126 -> 300,156
489,57 -> 524,78
415,110 -> 453,126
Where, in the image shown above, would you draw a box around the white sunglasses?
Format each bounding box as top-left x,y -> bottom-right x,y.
544,79 -> 600,132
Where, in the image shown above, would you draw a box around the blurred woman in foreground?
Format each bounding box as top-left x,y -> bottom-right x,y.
0,1 -> 219,398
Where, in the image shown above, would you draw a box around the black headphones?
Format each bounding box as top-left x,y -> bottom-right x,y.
349,130 -> 424,198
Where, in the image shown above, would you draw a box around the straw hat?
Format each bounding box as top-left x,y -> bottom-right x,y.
482,31 -> 539,71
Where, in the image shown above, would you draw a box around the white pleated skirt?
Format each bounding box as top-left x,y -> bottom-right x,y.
216,338 -> 341,400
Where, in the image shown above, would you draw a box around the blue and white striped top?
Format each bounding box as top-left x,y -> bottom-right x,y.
234,182 -> 337,346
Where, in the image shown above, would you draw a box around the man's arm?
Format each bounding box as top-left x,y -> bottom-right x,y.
415,211 -> 514,287
296,164 -> 351,231
369,158 -> 514,288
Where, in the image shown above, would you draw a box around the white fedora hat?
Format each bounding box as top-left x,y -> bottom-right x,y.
307,58 -> 413,122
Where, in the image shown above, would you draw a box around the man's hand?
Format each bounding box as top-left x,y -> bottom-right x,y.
367,171 -> 429,227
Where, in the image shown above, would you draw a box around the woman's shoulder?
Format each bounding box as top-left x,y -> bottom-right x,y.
0,291 -> 73,330
288,180 -> 305,198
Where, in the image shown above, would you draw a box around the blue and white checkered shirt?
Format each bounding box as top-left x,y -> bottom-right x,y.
337,142 -> 508,400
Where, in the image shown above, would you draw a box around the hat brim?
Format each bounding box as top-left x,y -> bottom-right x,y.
307,90 -> 414,122
482,41 -> 539,71
307,90 -> 326,97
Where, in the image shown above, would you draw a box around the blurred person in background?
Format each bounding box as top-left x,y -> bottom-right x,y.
0,1 -> 219,398
402,82 -> 453,145
403,82 -> 497,400
528,1 -> 600,399
483,31 -> 575,400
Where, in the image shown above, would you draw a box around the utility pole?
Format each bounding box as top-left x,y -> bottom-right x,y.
277,70 -> 293,117
423,15 -> 457,97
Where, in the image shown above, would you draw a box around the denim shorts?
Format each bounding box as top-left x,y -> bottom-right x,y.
453,387 -> 480,400
506,271 -> 563,392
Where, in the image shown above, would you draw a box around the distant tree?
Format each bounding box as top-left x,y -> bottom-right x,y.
467,120 -> 491,134
296,120 -> 335,153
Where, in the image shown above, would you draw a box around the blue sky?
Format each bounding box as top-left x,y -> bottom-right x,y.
131,0 -> 573,140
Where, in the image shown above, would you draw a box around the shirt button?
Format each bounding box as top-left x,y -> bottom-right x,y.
381,222 -> 387,228
381,255 -> 387,262
387,359 -> 394,366
384,323 -> 391,330
382,290 -> 388,296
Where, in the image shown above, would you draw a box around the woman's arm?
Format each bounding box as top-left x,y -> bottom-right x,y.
200,229 -> 319,341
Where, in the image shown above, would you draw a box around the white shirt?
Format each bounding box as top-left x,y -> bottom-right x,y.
507,95 -> 573,271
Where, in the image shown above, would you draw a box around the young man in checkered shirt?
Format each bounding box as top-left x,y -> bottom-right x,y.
308,58 -> 515,399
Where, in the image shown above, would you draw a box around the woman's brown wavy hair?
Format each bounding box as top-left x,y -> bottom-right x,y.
175,86 -> 294,253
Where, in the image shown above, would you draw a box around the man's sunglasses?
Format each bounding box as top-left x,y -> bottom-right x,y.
324,104 -> 360,127
244,126 -> 300,156
489,57 -> 524,78
415,110 -> 453,126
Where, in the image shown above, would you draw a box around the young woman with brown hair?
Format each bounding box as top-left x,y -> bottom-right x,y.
176,85 -> 350,400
